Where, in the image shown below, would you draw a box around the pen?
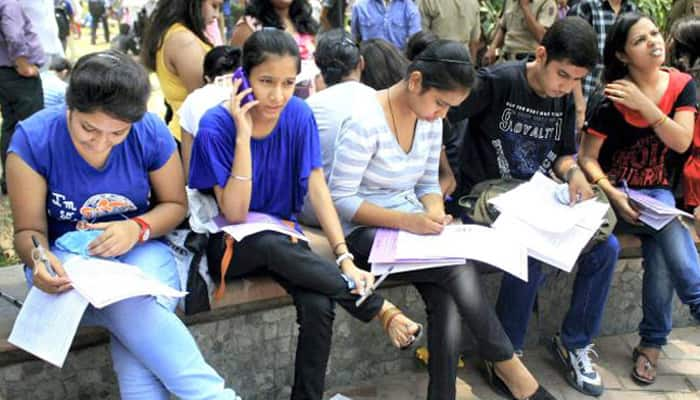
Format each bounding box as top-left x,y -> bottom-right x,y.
31,235 -> 55,277
355,265 -> 395,307
621,178 -> 631,198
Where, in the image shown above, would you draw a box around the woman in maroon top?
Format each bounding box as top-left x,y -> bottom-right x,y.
579,12 -> 699,386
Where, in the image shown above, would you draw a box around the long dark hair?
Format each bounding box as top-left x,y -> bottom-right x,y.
141,0 -> 212,71
359,39 -> 408,90
407,39 -> 474,92
245,0 -> 318,35
603,12 -> 650,83
313,29 -> 360,86
242,29 -> 301,76
203,46 -> 242,81
669,16 -> 700,81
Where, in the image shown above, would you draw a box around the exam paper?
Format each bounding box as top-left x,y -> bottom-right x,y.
368,228 -> 465,265
63,257 -> 187,309
208,212 -> 308,242
394,224 -> 529,282
8,287 -> 89,368
488,172 -> 602,233
627,189 -> 694,230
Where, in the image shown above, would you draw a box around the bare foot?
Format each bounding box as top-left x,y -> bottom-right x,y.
495,356 -> 539,399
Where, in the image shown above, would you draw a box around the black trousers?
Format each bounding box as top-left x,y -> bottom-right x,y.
207,231 -> 384,400
89,1 -> 109,44
0,67 -> 43,188
347,227 -> 515,400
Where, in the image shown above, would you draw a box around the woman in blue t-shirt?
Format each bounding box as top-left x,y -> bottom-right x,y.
6,50 -> 240,399
188,29 -> 422,400
579,13 -> 700,385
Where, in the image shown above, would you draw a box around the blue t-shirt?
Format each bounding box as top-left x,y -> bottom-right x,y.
8,106 -> 177,243
189,97 -> 322,221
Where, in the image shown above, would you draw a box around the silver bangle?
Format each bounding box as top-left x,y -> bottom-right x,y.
335,252 -> 354,267
230,174 -> 252,181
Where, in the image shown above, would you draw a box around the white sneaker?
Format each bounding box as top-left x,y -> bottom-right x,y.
550,334 -> 603,397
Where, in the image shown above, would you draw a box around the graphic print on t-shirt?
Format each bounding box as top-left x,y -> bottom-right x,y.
495,101 -> 563,178
607,135 -> 669,187
79,193 -> 137,220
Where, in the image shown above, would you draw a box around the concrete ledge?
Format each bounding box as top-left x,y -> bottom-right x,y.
0,230 -> 699,398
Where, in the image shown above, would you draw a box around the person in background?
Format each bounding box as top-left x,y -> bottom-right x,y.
557,0 -> 569,19
88,0 -> 110,45
482,0 -> 556,65
579,13 -> 700,386
141,0 -> 221,142
668,0 -> 700,34
40,57 -> 72,108
319,0 -> 346,31
450,17 -> 620,397
351,0 -> 421,50
21,0 -> 65,64
6,49 -> 241,400
418,0 -> 481,64
230,0 -> 318,60
189,29 -> 422,400
110,23 -> 140,55
0,0 -> 45,195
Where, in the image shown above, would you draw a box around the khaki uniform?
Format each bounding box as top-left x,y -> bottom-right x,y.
418,0 -> 481,48
501,0 -> 557,58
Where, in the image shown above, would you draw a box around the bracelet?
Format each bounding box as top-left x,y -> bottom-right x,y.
332,241 -> 346,253
592,175 -> 609,185
229,174 -> 252,181
335,252 -> 354,267
564,164 -> 581,183
651,115 -> 668,129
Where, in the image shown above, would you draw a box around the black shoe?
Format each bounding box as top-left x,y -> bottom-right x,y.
483,360 -> 558,400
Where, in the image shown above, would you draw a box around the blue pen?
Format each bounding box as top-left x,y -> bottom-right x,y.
621,178 -> 631,198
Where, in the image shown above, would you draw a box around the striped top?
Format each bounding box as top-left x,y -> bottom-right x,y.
328,95 -> 443,235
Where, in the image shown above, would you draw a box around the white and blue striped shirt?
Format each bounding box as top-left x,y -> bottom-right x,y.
328,95 -> 443,235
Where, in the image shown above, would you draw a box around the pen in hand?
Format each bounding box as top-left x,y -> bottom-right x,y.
31,235 -> 56,277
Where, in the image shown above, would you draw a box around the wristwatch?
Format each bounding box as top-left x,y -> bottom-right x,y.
131,217 -> 151,243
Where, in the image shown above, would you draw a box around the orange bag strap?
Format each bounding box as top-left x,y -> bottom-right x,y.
281,220 -> 299,243
214,234 -> 235,301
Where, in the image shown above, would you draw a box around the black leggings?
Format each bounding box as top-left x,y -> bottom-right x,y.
207,231 -> 384,400
347,227 -> 515,400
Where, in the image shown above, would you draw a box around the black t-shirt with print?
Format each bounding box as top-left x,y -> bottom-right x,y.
586,69 -> 697,189
448,61 -> 577,193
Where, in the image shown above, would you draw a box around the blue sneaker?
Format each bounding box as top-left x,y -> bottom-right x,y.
550,334 -> 603,397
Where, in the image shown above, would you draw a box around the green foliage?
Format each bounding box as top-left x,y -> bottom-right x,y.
636,0 -> 673,33
480,0 -> 504,42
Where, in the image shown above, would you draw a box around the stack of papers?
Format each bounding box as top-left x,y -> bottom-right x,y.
8,257 -> 187,368
207,212 -> 308,242
369,225 -> 529,282
627,189 -> 694,230
488,172 -> 610,272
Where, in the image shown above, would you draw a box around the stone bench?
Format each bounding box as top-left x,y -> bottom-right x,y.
0,228 -> 698,399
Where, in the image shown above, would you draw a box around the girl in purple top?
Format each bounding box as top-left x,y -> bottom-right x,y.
188,29 -> 421,400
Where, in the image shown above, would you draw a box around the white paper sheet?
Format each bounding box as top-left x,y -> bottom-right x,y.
63,257 -> 187,309
627,189 -> 694,230
8,287 -> 89,368
492,212 -> 602,272
488,172 -> 603,233
394,224 -> 529,281
207,213 -> 308,243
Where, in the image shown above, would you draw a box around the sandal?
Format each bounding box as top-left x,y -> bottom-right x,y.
484,360 -> 557,400
379,306 -> 423,350
631,347 -> 657,385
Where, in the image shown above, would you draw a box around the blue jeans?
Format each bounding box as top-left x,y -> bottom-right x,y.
25,241 -> 239,400
496,235 -> 620,351
617,188 -> 700,348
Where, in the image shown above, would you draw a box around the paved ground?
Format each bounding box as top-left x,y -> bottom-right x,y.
324,326 -> 700,400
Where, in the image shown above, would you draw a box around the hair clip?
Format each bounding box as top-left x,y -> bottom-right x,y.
416,57 -> 471,65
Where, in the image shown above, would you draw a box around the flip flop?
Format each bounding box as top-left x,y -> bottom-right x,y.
380,306 -> 423,350
631,347 -> 657,385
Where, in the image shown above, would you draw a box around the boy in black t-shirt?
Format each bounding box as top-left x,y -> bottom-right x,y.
449,17 -> 620,397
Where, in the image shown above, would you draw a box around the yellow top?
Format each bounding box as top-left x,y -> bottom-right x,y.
155,23 -> 211,141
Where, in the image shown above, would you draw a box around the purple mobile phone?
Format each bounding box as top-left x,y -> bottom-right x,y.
232,67 -> 255,105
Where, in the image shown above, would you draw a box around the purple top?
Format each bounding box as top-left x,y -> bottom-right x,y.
0,0 -> 45,67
